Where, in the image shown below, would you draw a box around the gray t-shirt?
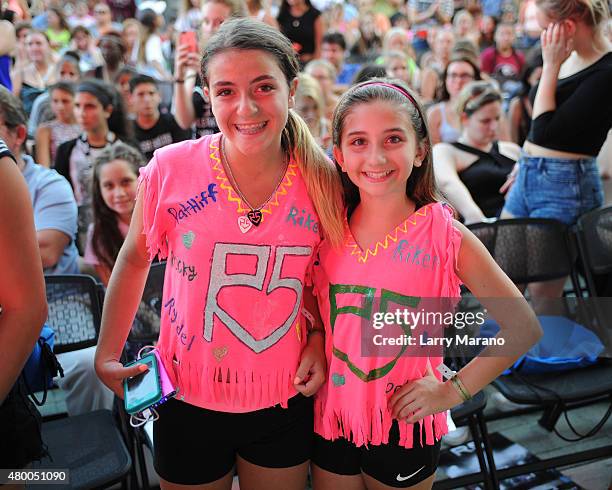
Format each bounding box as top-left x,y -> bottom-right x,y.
22,154 -> 80,275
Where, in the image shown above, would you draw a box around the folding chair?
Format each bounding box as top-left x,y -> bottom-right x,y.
575,205 -> 612,297
465,218 -> 612,482
32,275 -> 132,490
575,205 -> 612,358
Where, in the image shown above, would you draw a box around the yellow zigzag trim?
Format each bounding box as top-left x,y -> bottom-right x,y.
209,141 -> 296,220
348,207 -> 429,264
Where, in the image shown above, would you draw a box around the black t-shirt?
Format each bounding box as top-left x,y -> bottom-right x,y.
277,7 -> 321,57
192,86 -> 219,139
528,52 -> 612,156
133,113 -> 191,161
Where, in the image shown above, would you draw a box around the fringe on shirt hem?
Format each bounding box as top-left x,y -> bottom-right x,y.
314,400 -> 448,449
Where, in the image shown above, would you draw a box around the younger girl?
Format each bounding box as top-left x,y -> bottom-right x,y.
35,82 -> 81,167
84,142 -> 144,285
311,79 -> 542,489
96,18 -> 343,490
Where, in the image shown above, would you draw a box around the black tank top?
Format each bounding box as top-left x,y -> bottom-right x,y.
454,141 -> 516,218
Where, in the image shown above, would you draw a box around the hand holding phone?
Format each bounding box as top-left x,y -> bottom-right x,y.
123,354 -> 162,414
179,31 -> 198,54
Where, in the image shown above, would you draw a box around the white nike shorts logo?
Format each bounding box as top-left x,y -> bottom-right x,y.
396,465 -> 426,482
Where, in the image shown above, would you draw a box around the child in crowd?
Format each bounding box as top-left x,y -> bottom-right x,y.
310,79 -> 542,489
35,81 -> 81,167
95,18 -> 344,489
84,142 -> 144,285
295,73 -> 330,150
46,7 -> 70,51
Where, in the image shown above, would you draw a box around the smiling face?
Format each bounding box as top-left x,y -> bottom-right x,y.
205,48 -> 296,159
98,159 -> 138,221
334,100 -> 423,202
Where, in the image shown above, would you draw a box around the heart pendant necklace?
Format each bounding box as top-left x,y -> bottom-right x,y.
221,136 -> 287,233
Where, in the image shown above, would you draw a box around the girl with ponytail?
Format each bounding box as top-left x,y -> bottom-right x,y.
95,18 -> 344,489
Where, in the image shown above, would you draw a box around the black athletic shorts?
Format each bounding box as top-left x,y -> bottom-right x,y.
313,421 -> 441,488
153,394 -> 314,485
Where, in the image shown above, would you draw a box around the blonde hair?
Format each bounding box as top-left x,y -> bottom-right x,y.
383,27 -> 410,51
201,18 -> 344,247
201,0 -> 248,17
536,0 -> 609,27
296,73 -> 325,121
304,59 -> 338,83
455,81 -> 502,118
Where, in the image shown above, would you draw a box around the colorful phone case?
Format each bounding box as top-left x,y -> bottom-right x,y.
123,354 -> 162,414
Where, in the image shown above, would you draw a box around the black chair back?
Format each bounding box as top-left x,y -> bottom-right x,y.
45,274 -> 102,354
576,205 -> 612,295
468,218 -> 576,285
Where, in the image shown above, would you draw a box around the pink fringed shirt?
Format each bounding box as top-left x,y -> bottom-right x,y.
138,133 -> 321,412
313,202 -> 462,448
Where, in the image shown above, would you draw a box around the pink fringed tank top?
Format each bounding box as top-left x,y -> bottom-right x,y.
313,202 -> 462,448
138,133 -> 321,412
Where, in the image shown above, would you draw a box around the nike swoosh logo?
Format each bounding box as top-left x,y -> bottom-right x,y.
396,465 -> 426,482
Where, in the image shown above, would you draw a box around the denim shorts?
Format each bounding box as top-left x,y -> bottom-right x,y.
503,154 -> 604,226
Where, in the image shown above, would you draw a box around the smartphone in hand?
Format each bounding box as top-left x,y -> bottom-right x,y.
123,354 -> 162,414
179,31 -> 198,54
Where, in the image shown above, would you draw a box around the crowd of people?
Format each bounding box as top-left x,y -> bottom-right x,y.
0,0 -> 610,488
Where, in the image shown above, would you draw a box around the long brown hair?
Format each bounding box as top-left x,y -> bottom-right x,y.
332,78 -> 442,217
200,18 -> 344,247
91,142 -> 145,272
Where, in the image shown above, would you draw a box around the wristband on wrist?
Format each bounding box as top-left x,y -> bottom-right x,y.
174,78 -> 185,84
436,363 -> 472,402
450,373 -> 472,402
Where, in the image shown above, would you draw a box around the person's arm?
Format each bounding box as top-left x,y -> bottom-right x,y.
419,68 -> 439,104
312,15 -> 324,60
94,264 -> 112,287
508,97 -> 522,145
409,0 -> 439,24
37,230 -> 70,269
390,222 -> 542,422
35,126 -> 52,168
172,43 -> 200,129
95,184 -> 154,397
294,285 -> 326,396
32,171 -> 78,270
426,104 -> 443,145
0,156 -> 47,403
10,64 -> 24,97
532,23 -> 572,119
433,143 -> 487,223
0,20 -> 16,56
